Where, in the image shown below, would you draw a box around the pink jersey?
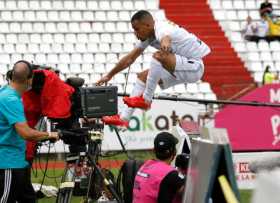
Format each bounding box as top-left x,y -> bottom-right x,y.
133,159 -> 181,203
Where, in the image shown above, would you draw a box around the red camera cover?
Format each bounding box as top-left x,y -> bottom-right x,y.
23,69 -> 74,161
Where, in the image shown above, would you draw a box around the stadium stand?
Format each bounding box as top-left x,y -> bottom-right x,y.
208,0 -> 280,85
160,0 -> 256,99
0,0 -> 217,100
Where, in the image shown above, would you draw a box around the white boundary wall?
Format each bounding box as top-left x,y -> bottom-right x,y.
233,152 -> 280,189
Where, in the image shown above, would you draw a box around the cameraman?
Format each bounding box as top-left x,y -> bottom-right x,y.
133,132 -> 187,203
0,61 -> 58,203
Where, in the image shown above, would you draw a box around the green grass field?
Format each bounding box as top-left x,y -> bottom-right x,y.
32,151 -> 252,203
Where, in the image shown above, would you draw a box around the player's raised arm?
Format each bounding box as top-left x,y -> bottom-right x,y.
160,35 -> 172,53
95,47 -> 143,86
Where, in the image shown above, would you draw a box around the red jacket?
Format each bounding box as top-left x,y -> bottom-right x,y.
23,70 -> 75,162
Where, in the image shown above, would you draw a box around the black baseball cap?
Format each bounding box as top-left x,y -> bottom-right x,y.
154,132 -> 178,152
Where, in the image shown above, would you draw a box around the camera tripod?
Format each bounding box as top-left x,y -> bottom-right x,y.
56,123 -> 124,203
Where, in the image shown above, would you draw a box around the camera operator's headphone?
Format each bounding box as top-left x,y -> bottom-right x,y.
7,60 -> 34,81
175,153 -> 190,170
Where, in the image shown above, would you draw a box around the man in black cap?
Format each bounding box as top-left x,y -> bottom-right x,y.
133,132 -> 186,203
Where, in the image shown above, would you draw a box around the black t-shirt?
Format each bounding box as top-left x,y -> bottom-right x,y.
157,170 -> 185,203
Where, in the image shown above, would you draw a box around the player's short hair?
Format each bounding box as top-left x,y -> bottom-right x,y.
131,10 -> 153,23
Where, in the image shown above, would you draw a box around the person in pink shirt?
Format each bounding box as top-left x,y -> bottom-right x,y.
133,132 -> 186,203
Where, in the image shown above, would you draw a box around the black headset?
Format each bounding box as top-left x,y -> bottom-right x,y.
7,60 -> 34,81
175,153 -> 190,170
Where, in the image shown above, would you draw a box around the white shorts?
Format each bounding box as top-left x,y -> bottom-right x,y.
159,54 -> 204,89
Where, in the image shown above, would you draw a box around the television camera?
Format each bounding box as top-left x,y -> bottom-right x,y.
52,78 -> 121,203
53,77 -> 118,146
10,64 -> 121,203
16,63 -> 118,146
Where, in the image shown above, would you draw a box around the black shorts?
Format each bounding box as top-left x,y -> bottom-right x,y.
0,168 -> 36,203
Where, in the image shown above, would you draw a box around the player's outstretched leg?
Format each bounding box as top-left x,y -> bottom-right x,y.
123,58 -> 162,110
102,78 -> 146,127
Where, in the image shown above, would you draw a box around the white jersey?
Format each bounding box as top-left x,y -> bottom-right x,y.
256,19 -> 269,37
244,22 -> 257,36
136,20 -> 211,60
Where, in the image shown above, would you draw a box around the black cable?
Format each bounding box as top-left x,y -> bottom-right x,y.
44,146 -> 63,188
36,142 -> 63,190
37,141 -> 51,196
36,139 -> 67,180
40,148 -> 66,179
37,144 -> 51,175
51,147 -> 59,187
31,154 -> 38,178
31,117 -> 45,179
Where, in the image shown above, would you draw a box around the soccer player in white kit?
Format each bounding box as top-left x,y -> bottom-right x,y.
96,10 -> 211,127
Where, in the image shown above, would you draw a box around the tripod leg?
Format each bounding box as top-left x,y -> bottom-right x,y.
56,185 -> 74,203
113,127 -> 132,159
87,156 -> 123,203
56,165 -> 75,203
64,189 -> 73,203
